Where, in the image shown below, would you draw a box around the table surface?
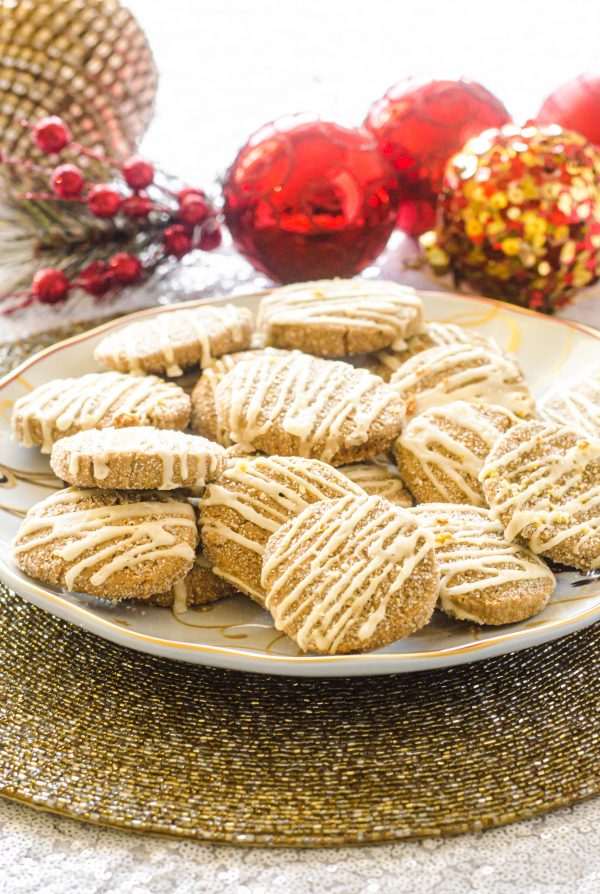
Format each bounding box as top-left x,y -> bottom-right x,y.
3,0 -> 600,890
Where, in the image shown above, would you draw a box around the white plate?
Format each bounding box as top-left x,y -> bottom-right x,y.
1,291 -> 600,677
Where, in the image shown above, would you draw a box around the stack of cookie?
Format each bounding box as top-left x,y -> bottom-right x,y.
12,281 -> 600,655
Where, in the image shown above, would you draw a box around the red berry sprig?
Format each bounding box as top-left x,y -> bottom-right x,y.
1,115 -> 223,313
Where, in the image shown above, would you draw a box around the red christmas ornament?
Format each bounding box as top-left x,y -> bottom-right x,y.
120,194 -> 153,218
87,184 -> 122,218
179,193 -> 209,225
32,116 -> 71,154
78,261 -> 114,297
163,224 -> 193,258
122,155 -> 155,190
223,116 -> 400,282
365,77 -> 511,237
109,252 -> 143,284
536,70 -> 600,147
198,225 -> 222,251
32,267 -> 71,304
178,187 -> 206,204
51,163 -> 85,199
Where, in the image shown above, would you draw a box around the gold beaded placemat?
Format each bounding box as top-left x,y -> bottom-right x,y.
1,321 -> 600,847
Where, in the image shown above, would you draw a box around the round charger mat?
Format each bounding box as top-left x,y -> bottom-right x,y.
1,584 -> 600,847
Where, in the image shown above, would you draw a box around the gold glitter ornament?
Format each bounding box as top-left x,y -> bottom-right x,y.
422,125 -> 600,313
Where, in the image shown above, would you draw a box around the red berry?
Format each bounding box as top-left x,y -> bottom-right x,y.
33,116 -> 71,154
177,187 -> 206,204
198,225 -> 222,251
120,194 -> 153,218
163,224 -> 193,258
179,193 -> 209,225
87,184 -> 122,218
51,163 -> 85,199
32,267 -> 71,304
78,261 -> 113,297
122,155 -> 154,190
108,252 -> 143,285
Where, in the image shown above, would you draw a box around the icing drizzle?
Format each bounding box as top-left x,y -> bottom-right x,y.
371,322 -> 501,378
539,374 -> 600,439
338,459 -> 413,507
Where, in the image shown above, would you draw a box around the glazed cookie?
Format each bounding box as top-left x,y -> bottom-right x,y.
480,420 -> 600,570
539,375 -> 600,439
395,401 -> 518,506
50,427 -> 227,490
214,350 -> 405,464
261,493 -> 439,654
411,504 -> 555,625
389,343 -> 535,419
94,304 -> 254,377
256,279 -> 424,356
13,487 -> 197,599
338,458 -> 412,507
11,372 -> 191,454
358,322 -> 504,382
200,455 -> 364,603
149,554 -> 236,609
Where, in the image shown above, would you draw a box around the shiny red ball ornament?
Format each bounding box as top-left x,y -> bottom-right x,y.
32,267 -> 71,304
163,224 -> 193,258
87,184 -> 122,218
178,193 -> 209,225
120,194 -> 153,218
365,77 -> 511,237
537,70 -> 600,147
223,116 -> 400,282
78,261 -> 113,297
32,116 -> 71,154
109,252 -> 143,285
122,155 -> 155,190
178,187 -> 206,205
51,163 -> 85,199
198,225 -> 222,251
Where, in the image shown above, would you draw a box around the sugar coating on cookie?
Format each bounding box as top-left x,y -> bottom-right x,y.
539,374 -> 600,439
411,504 -> 555,625
94,304 -> 255,377
480,420 -> 600,570
395,401 -> 518,506
256,279 -> 424,357
261,493 -> 439,654
11,372 -> 191,454
200,455 -> 364,603
13,487 -> 197,599
214,350 -> 405,464
50,426 -> 227,490
389,343 -> 535,420
149,554 -> 236,609
338,458 -> 412,507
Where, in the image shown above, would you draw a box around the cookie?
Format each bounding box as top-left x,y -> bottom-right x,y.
261,493 -> 439,654
389,343 -> 535,419
395,401 -> 518,506
149,554 -> 235,609
50,426 -> 227,490
256,279 -> 424,356
480,420 -> 600,570
214,350 -> 405,464
411,504 -> 555,625
190,348 -> 288,444
539,375 -> 600,438
338,458 -> 412,507
12,372 -> 191,454
357,322 -> 503,382
13,487 -> 197,599
200,455 -> 364,603
94,304 -> 255,377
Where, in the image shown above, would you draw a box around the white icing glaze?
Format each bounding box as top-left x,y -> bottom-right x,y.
372,322 -> 502,376
172,578 -> 189,614
14,488 -> 197,593
12,372 -> 184,454
215,351 -> 402,463
338,459 -> 412,507
262,494 -> 434,653
539,374 -> 600,438
257,279 -> 424,350
398,401 -> 517,506
480,423 -> 600,565
390,343 -> 535,419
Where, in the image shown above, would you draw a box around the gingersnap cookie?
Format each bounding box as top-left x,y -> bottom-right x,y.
389,343 -> 535,420
94,304 -> 255,377
256,279 -> 424,356
480,420 -> 600,570
12,372 -> 191,454
338,458 -> 412,507
214,350 -> 405,464
539,375 -> 600,439
261,493 -> 439,654
411,504 -> 555,626
50,426 -> 227,490
148,554 -> 236,609
200,455 -> 364,603
395,401 -> 518,507
13,487 -> 197,599
357,322 -> 504,382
